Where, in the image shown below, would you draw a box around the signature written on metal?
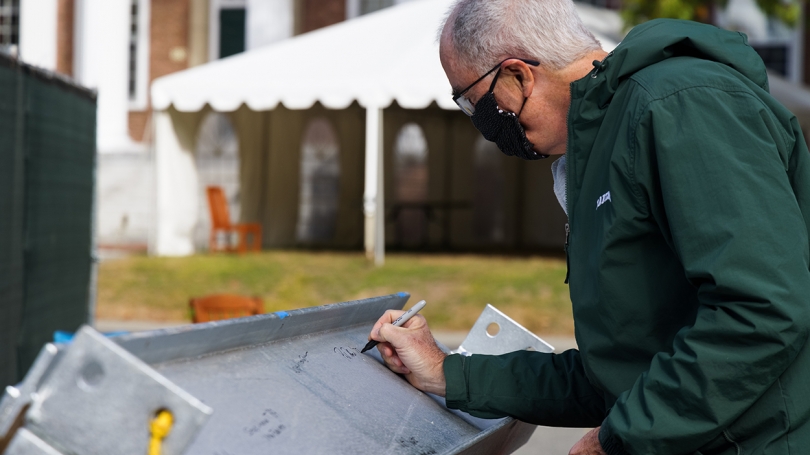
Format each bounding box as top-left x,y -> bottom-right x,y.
291,352 -> 308,373
244,408 -> 286,441
334,347 -> 359,360
397,436 -> 437,455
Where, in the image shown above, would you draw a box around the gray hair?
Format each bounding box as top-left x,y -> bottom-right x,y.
442,0 -> 602,73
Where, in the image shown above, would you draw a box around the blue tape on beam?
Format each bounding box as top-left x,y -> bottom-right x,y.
275,311 -> 290,319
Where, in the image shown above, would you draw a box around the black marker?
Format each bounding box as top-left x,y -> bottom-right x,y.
361,300 -> 427,353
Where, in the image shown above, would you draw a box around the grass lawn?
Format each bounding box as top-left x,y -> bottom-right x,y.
97,251 -> 574,336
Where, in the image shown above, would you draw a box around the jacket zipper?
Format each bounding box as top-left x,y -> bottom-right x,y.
564,222 -> 570,284
563,53 -> 609,285
565,51 -> 613,284
564,79 -> 575,285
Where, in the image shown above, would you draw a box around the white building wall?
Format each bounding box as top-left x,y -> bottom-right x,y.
18,0 -> 58,70
246,0 -> 293,50
74,0 -> 142,154
73,0 -> 152,250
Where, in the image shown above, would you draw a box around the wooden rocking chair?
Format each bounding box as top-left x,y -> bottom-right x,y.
206,186 -> 262,253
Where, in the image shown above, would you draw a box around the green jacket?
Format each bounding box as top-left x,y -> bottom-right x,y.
444,19 -> 810,455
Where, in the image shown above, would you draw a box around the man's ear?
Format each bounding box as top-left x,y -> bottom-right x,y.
501,59 -> 535,98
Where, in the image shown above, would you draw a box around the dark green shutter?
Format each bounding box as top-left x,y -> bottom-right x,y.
219,8 -> 246,59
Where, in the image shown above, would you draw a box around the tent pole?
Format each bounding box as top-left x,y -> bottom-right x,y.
363,106 -> 385,265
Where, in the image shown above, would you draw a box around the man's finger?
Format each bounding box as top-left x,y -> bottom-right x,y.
377,341 -> 395,358
369,310 -> 407,340
377,315 -> 428,343
377,342 -> 411,374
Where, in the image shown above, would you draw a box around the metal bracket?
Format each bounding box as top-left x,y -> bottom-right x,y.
455,304 -> 554,356
3,429 -> 61,455
0,343 -> 61,454
1,326 -> 212,455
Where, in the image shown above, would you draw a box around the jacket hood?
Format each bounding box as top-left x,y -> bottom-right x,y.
580,19 -> 769,107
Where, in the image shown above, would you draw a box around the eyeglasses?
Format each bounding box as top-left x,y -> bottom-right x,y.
452,58 -> 540,116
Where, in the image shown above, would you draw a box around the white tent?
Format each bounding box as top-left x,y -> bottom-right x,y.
150,0 -> 622,259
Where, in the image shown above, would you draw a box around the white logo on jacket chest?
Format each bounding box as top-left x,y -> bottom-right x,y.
596,191 -> 611,209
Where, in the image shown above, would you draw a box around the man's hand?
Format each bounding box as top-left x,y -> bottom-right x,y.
569,427 -> 607,455
368,309 -> 447,396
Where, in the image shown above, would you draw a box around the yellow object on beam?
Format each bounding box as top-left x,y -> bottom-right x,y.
148,410 -> 174,455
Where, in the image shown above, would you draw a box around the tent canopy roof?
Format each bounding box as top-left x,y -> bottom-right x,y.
151,0 -> 621,112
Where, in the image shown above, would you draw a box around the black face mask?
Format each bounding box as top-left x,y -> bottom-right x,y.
470,72 -> 548,160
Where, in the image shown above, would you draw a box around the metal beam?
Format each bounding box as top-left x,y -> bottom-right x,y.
1,294 -> 550,455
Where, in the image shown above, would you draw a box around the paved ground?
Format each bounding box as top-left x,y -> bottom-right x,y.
95,319 -> 588,454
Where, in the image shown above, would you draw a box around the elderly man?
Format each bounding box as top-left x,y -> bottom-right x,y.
367,0 -> 810,454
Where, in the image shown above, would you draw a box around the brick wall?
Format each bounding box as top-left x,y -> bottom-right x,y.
129,0 -> 190,143
129,111 -> 149,142
56,0 -> 73,76
301,0 -> 345,33
151,0 -> 190,81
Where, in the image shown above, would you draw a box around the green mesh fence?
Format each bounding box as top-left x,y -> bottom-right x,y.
0,54 -> 96,386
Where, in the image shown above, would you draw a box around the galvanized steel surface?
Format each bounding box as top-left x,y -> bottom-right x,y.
155,326 -> 482,454
122,293 -> 536,455
2,294 -> 540,455
0,345 -> 59,440
4,429 -> 61,455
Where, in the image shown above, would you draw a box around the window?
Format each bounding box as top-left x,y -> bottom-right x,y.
128,0 -> 139,98
752,44 -> 790,77
127,0 -> 150,110
360,0 -> 394,15
195,112 -> 241,249
209,0 -> 246,60
573,0 -> 621,10
716,7 -> 802,82
297,117 -> 340,243
472,137 -> 505,243
219,8 -> 246,58
393,123 -> 428,247
346,0 -> 416,19
0,0 -> 19,53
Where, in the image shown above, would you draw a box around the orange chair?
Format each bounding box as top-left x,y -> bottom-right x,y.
207,186 -> 262,253
189,294 -> 264,323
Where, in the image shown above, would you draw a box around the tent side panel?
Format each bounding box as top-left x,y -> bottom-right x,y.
521,159 -> 567,249
262,106 -> 305,247
421,109 -> 450,247
329,104 -> 365,248
153,109 -> 202,256
446,112 -> 477,248
231,107 -> 267,228
381,107 -> 402,247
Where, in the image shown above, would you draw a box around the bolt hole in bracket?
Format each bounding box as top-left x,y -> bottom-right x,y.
454,304 -> 554,356
424,304 -> 554,433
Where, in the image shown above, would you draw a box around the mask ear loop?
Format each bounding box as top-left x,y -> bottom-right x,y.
489,66 -> 529,118
517,96 -> 528,117
487,67 -> 503,92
